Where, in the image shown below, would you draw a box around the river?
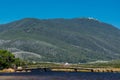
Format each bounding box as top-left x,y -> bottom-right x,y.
0,71 -> 120,80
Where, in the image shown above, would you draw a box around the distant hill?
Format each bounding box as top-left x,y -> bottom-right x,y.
0,18 -> 120,63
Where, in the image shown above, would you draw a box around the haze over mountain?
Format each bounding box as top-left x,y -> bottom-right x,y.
0,18 -> 120,63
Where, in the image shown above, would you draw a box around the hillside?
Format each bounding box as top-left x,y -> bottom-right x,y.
0,18 -> 120,63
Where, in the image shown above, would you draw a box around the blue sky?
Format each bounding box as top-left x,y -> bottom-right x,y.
0,0 -> 120,28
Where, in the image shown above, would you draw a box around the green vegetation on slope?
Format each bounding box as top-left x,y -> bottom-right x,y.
0,18 -> 120,63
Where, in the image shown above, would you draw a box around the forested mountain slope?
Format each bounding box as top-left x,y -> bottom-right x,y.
0,18 -> 120,63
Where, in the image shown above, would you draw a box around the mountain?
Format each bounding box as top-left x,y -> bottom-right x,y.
0,18 -> 120,63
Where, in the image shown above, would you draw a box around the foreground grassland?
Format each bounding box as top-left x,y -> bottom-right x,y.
27,60 -> 120,68
25,60 -> 120,72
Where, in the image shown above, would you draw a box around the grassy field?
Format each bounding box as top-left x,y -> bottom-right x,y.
27,60 -> 120,69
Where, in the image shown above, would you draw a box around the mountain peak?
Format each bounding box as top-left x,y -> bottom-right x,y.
71,17 -> 100,22
87,17 -> 98,20
21,18 -> 41,22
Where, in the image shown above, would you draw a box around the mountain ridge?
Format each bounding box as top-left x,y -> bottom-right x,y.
0,18 -> 120,63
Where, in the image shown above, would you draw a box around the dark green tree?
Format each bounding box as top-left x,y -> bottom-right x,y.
0,50 -> 23,69
0,50 -> 15,69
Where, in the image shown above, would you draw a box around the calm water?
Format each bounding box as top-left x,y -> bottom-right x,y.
0,72 -> 120,80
